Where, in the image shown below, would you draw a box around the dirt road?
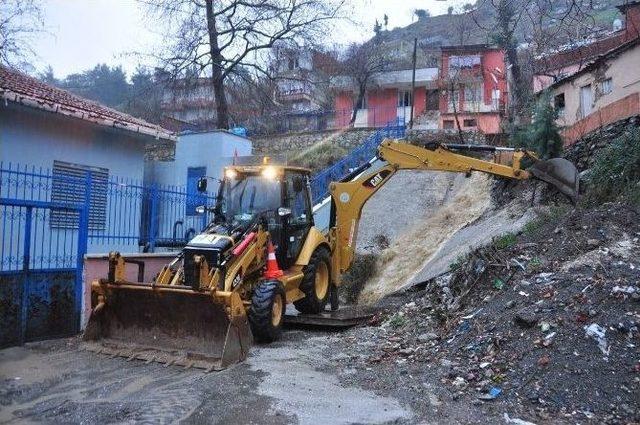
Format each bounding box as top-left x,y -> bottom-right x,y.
0,330 -> 411,425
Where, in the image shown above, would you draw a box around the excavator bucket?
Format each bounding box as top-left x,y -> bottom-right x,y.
529,158 -> 580,203
83,284 -> 252,371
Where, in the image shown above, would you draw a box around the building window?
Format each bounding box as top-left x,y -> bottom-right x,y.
398,90 -> 412,107
443,120 -> 455,129
186,167 -> 207,216
554,93 -> 566,116
601,78 -> 612,95
580,84 -> 593,118
51,160 -> 108,230
464,84 -> 482,103
463,119 -> 477,127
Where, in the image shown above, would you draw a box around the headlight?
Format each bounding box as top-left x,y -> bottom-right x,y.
195,205 -> 206,214
225,169 -> 237,179
261,166 -> 277,180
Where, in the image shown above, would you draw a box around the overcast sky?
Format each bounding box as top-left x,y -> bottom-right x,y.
33,0 -> 464,79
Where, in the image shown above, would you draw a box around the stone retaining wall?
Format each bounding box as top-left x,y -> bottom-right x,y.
564,115 -> 639,171
252,128 -> 379,154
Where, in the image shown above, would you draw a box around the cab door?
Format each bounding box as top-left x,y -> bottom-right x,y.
279,171 -> 313,269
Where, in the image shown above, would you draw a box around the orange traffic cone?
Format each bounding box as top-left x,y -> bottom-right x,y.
263,240 -> 283,279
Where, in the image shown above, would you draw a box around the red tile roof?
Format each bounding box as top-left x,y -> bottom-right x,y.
0,65 -> 176,142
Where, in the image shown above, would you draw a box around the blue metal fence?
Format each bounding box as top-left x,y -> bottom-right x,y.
309,122 -> 406,202
0,162 -> 216,264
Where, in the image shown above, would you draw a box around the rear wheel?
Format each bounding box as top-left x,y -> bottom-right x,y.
249,280 -> 286,343
294,247 -> 331,314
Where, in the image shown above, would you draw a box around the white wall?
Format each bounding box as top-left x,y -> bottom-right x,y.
145,130 -> 252,246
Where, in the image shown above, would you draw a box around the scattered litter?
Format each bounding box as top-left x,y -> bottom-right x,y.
503,413 -> 538,425
584,323 -> 610,355
518,291 -> 530,297
537,354 -> 550,367
457,321 -> 471,333
14,377 -> 21,380
611,285 -> 638,298
512,259 -> 526,271
480,362 -> 491,369
535,272 -> 555,284
543,332 -> 556,347
478,386 -> 502,400
540,321 -> 550,332
452,376 -> 467,388
462,308 -> 483,319
493,278 -> 505,290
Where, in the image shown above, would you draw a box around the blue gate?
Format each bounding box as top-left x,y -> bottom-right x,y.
0,198 -> 88,347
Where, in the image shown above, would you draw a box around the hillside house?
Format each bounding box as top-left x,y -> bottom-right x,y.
545,37 -> 640,145
438,45 -> 508,135
534,1 -> 640,93
333,67 -> 440,129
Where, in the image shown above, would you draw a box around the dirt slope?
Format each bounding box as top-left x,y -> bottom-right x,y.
332,200 -> 640,424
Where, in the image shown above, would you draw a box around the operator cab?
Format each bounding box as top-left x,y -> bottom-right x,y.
198,165 -> 314,269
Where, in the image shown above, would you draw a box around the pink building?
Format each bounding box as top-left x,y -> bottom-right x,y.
333,67 -> 440,129
333,44 -> 509,136
438,45 -> 508,135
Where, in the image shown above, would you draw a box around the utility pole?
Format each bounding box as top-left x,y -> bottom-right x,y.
409,38 -> 417,129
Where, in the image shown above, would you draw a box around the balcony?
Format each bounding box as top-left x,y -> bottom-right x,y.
276,87 -> 313,102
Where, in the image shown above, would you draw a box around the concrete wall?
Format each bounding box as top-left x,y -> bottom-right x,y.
551,42 -> 640,132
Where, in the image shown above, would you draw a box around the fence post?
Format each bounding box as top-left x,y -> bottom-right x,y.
76,195 -> 89,332
19,206 -> 33,343
148,183 -> 158,252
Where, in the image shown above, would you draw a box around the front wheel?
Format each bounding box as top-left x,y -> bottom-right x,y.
249,280 -> 286,343
294,247 -> 331,314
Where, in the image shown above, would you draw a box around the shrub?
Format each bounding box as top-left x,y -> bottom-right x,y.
387,314 -> 407,328
494,232 -> 517,250
587,126 -> 640,205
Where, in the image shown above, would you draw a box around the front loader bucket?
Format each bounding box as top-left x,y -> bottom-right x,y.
529,158 -> 580,203
83,284 -> 252,371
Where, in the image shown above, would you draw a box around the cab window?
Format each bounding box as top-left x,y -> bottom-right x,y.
285,173 -> 311,225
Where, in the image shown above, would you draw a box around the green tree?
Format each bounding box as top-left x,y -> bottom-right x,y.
511,92 -> 562,159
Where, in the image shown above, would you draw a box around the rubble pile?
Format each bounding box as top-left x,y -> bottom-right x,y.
328,202 -> 639,423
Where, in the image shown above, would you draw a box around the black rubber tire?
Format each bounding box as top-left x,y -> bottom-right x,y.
294,247 -> 331,314
249,280 -> 286,343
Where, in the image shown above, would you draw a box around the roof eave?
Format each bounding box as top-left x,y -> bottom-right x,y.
1,89 -> 177,143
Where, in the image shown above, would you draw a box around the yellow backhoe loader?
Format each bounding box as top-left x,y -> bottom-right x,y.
83,140 -> 579,370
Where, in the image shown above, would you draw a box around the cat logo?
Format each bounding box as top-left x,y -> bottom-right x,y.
363,169 -> 391,188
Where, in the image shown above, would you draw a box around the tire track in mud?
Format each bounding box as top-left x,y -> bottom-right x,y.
0,341 -> 282,424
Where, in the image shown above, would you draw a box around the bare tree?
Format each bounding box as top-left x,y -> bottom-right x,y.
471,0 -> 601,122
0,0 -> 44,71
339,41 -> 388,125
143,0 -> 344,130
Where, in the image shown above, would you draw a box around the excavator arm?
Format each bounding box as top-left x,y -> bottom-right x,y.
328,139 -> 579,279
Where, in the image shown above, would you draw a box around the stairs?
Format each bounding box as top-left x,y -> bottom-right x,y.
309,122 -> 406,202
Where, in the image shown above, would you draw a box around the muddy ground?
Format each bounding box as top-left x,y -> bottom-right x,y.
0,330 -> 412,425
